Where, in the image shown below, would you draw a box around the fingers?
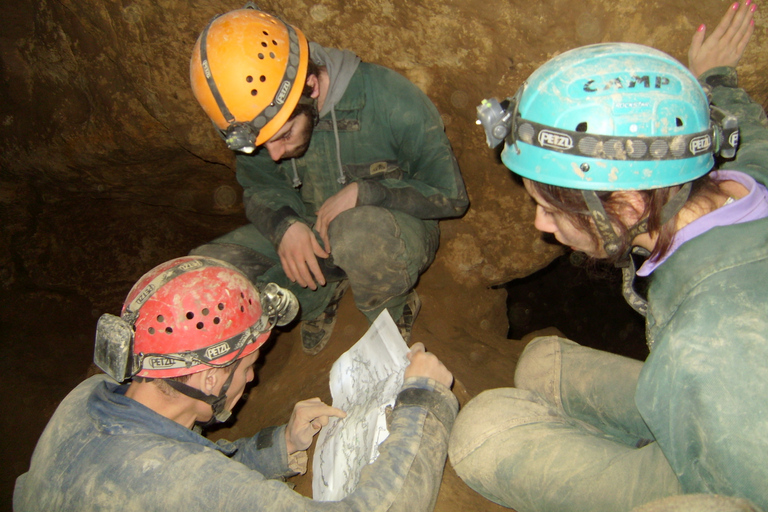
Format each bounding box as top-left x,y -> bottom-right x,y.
407,342 -> 426,361
286,398 -> 347,454
689,23 -> 706,62
404,344 -> 454,389
723,0 -> 755,45
318,222 -> 332,255
315,208 -> 332,252
687,1 -> 756,77
735,4 -> 756,52
306,242 -> 327,287
277,223 -> 327,289
709,1 -> 739,42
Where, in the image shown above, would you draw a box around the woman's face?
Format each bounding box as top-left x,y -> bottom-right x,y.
523,179 -> 607,258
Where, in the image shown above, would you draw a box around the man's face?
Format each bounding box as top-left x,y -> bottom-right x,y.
220,351 -> 259,412
262,113 -> 314,161
523,179 -> 606,258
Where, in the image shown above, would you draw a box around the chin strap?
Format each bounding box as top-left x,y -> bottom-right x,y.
581,182 -> 693,319
164,357 -> 243,424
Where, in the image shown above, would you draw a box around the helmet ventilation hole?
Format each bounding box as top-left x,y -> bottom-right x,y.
262,30 -> 269,36
576,122 -> 588,132
157,315 -> 164,322
165,327 -> 173,334
246,75 -> 253,83
269,52 -> 276,59
261,41 -> 268,48
213,317 -> 221,324
218,303 -> 224,310
271,39 -> 277,46
251,89 -> 258,96
186,311 -> 194,319
240,305 -> 245,312
148,327 -> 155,334
676,118 -> 683,127
202,308 -> 209,316
258,53 -> 264,60
260,75 -> 266,82
196,322 -> 204,330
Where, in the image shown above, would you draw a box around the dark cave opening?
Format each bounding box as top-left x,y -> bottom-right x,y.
504,253 -> 649,362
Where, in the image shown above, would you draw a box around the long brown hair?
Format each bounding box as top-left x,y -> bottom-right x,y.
529,174 -> 722,264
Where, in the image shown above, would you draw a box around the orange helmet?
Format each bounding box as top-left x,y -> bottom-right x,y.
190,4 -> 310,152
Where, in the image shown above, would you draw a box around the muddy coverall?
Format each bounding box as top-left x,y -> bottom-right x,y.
448,67 -> 768,512
14,374 -> 458,511
193,44 -> 468,322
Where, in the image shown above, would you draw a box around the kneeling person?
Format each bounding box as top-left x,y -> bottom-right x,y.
14,256 -> 458,511
188,4 -> 468,354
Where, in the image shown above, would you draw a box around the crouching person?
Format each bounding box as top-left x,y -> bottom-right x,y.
449,3 -> 767,512
14,255 -> 457,511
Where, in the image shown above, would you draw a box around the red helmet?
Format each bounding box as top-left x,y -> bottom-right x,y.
122,256 -> 270,378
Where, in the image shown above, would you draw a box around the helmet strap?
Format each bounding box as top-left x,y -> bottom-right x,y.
163,357 -> 243,425
581,181 -> 692,319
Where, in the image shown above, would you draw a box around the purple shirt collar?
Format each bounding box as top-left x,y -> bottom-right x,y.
637,170 -> 768,277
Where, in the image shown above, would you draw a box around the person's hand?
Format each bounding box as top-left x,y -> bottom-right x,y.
403,342 -> 454,389
688,0 -> 756,78
277,222 -> 329,289
285,397 -> 347,454
315,182 -> 359,253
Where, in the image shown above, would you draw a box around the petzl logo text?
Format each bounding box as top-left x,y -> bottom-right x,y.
689,135 -> 711,154
206,342 -> 231,360
135,284 -> 155,306
539,130 -> 573,150
275,81 -> 291,105
148,357 -> 176,369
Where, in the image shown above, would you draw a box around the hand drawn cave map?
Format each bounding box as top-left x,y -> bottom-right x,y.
312,310 -> 410,501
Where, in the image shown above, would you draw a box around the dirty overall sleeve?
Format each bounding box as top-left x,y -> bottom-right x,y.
635,67 -> 768,509
338,376 -> 459,511
701,66 -> 768,184
355,69 -> 468,220
218,376 -> 457,511
236,151 -> 310,248
227,424 -> 306,480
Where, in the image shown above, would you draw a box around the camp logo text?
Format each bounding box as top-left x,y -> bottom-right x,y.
583,75 -> 671,92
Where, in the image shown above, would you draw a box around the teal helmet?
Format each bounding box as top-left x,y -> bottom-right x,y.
478,43 -> 734,191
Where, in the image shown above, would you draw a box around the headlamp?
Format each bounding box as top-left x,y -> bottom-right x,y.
217,122 -> 258,154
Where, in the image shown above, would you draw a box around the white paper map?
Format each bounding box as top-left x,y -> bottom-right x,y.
312,310 -> 410,501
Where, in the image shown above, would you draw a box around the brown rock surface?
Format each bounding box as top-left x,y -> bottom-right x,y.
1,0 -> 766,510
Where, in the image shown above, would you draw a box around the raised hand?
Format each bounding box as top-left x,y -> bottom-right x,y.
688,1 -> 756,77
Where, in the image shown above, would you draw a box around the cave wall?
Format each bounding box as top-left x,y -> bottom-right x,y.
1,0 -> 767,319
1,0 -> 767,509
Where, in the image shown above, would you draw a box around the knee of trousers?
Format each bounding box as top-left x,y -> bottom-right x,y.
188,243 -> 275,284
514,336 -> 580,405
449,387 -> 559,473
328,206 -> 429,299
